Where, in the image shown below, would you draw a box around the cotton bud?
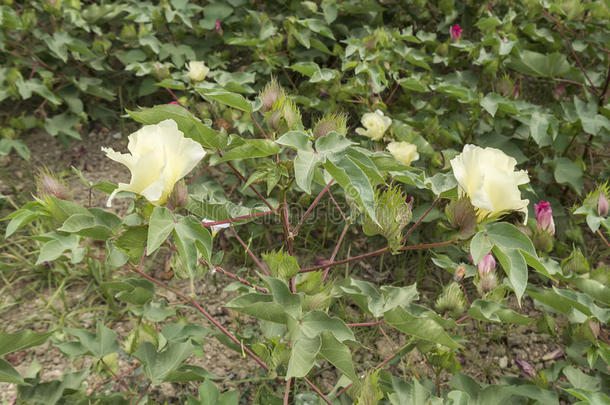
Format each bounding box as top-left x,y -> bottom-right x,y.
362,186 -> 412,254
259,77 -> 285,113
38,170 -> 70,200
215,20 -> 223,35
533,230 -> 553,253
598,193 -> 609,217
313,112 -> 348,138
476,253 -> 496,278
282,98 -> 301,129
166,183 -> 189,210
561,248 -> 589,275
152,63 -> 170,81
450,25 -> 462,42
435,282 -> 466,318
445,197 -> 478,238
534,201 -> 555,235
496,75 -> 514,97
477,272 -> 497,296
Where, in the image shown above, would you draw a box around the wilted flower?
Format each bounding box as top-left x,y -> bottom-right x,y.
102,119 -> 206,207
202,218 -> 230,236
187,61 -> 209,82
454,264 -> 466,282
450,25 -> 462,42
450,145 -> 530,223
387,141 -> 419,166
355,110 -> 392,141
445,197 -> 478,238
534,201 -> 555,235
598,193 -> 609,217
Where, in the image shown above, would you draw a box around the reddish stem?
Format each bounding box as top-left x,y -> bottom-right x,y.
347,320 -> 383,327
300,241 -> 456,273
322,222 -> 349,281
199,259 -> 269,294
303,377 -> 334,405
250,112 -> 270,139
284,378 -> 292,405
401,196 -> 440,244
165,87 -> 179,102
200,209 -> 278,228
231,228 -> 270,276
129,265 -> 269,372
293,180 -> 334,235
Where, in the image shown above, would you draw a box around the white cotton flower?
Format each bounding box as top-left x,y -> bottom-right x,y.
102,119 -> 205,207
355,110 -> 392,141
187,61 -> 209,82
202,218 -> 230,236
387,141 -> 419,166
450,144 -> 530,223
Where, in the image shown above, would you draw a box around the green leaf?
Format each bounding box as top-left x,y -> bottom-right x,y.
36,233 -> 83,265
492,246 -> 528,305
173,215 -> 212,276
470,231 -> 493,265
226,293 -> 288,324
485,222 -> 536,256
64,323 -> 118,359
468,299 -> 533,325
294,150 -> 322,193
262,250 -> 300,279
165,365 -> 218,383
286,335 -> 321,379
215,139 -> 280,164
261,276 -> 302,319
0,359 -> 24,384
553,157 -> 583,194
573,278 -> 610,306
384,307 -> 462,349
507,50 -> 572,78
325,155 -> 376,223
319,331 -> 358,382
147,206 -> 175,255
0,330 -> 53,356
102,278 -> 155,305
196,87 -> 252,112
300,311 -> 355,342
114,226 -> 148,262
275,130 -> 313,151
127,105 -> 227,149
134,341 -> 196,385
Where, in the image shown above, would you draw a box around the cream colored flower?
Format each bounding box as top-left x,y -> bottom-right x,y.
387,141 -> 419,166
355,110 -> 392,141
187,61 -> 209,82
102,119 -> 205,207
450,144 -> 529,222
202,218 -> 230,236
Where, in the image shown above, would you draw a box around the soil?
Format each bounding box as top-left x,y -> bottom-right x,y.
0,129 -> 568,403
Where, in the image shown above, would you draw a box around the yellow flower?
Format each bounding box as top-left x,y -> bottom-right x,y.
450,145 -> 529,222
387,141 -> 419,165
187,61 -> 209,82
355,110 -> 392,141
102,119 -> 205,207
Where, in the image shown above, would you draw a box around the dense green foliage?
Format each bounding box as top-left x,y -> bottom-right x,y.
1,0 -> 610,403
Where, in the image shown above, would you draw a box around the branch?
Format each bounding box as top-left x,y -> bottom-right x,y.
231,228 -> 271,276
293,180 -> 334,235
303,377 -> 334,405
200,209 -> 278,228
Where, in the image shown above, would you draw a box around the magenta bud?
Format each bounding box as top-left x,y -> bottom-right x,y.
598,193 -> 609,217
534,201 -> 555,235
471,253 -> 496,277
215,20 -> 223,35
450,25 -> 462,42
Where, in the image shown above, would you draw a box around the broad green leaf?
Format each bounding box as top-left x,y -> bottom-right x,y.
485,222 -> 536,256
468,299 -> 533,325
226,293 -> 288,324
286,335 -> 321,379
196,87 -> 252,112
507,50 -> 572,78
64,323 -> 119,358
102,278 -> 155,305
261,276 -> 302,319
165,365 -> 218,383
36,233 -> 83,265
173,215 -> 212,276
127,105 -> 227,149
114,226 -> 148,262
262,251 -> 300,279
573,278 -> 610,306
0,330 -> 53,356
384,307 -> 461,349
553,157 -> 583,194
294,150 -> 322,193
470,231 -> 493,265
134,341 -> 196,385
300,311 -> 355,342
215,139 -> 279,164
319,331 -> 358,382
0,359 -> 24,384
492,246 -> 527,304
276,130 -> 313,151
147,206 -> 175,255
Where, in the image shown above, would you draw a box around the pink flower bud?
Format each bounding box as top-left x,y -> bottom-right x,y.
450,25 -> 462,42
552,84 -> 566,100
598,193 -> 609,217
215,20 -> 223,35
478,253 -> 496,277
534,201 -> 555,235
169,101 -> 180,105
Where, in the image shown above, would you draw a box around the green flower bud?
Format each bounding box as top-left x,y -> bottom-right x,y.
533,230 -> 554,253
445,197 -> 478,238
362,186 -> 412,254
561,248 -> 589,275
476,272 -> 498,297
259,76 -> 285,114
435,282 -> 466,318
313,112 -> 348,138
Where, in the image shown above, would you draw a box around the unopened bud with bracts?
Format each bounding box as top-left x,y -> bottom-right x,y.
471,253 -> 496,278
38,169 -> 69,200
166,182 -> 189,211
534,201 -> 555,235
259,76 -> 285,113
313,112 -> 348,138
435,282 -> 466,318
598,193 -> 609,217
476,272 -> 498,296
446,197 -> 477,238
561,247 -> 589,275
